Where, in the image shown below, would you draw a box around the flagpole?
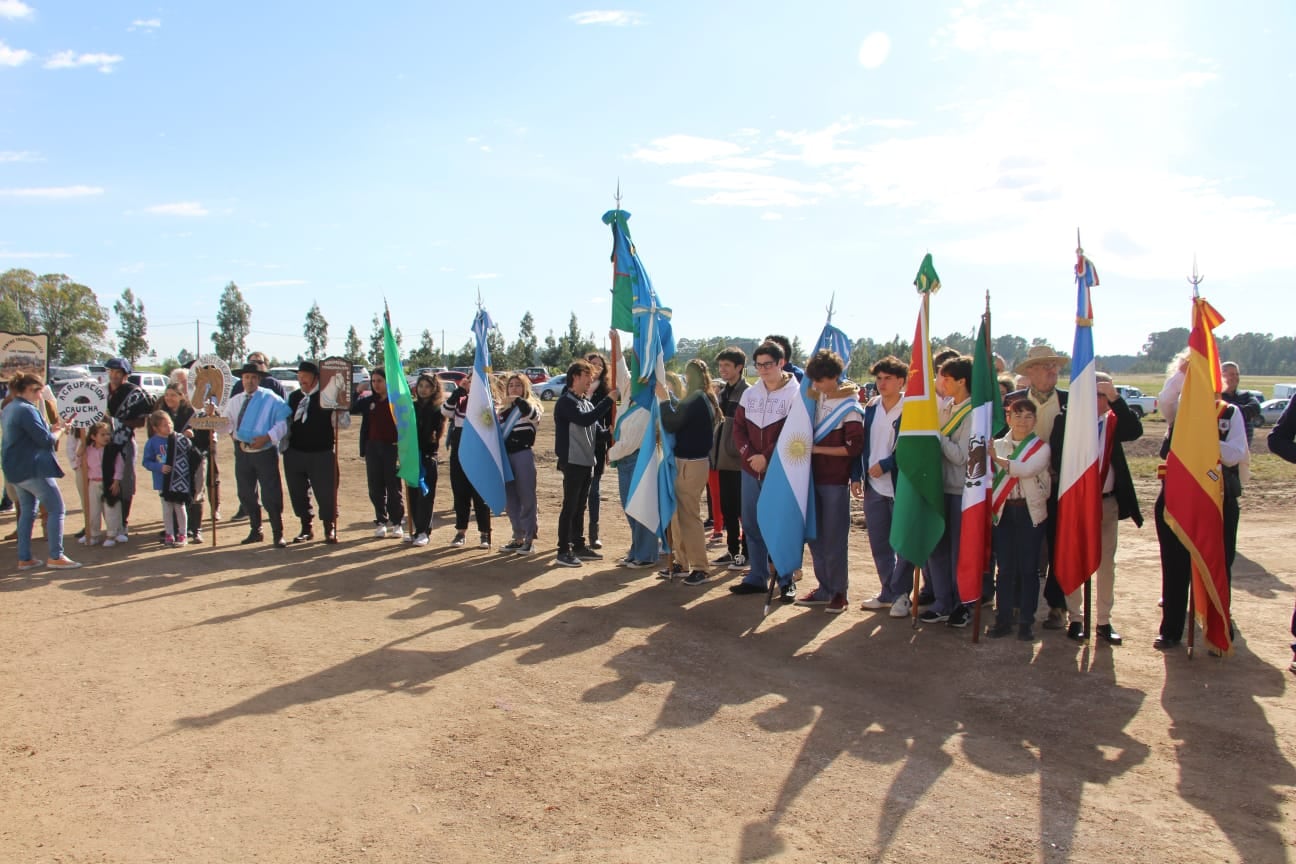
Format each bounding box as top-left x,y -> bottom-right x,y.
913,288 -> 933,630
1077,230 -> 1093,648
1184,256 -> 1205,660
971,291 -> 993,644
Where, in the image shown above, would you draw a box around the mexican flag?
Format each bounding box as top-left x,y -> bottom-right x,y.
889,255 -> 945,566
955,313 -> 1000,603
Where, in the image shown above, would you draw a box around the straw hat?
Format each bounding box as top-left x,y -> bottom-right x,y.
1013,345 -> 1068,374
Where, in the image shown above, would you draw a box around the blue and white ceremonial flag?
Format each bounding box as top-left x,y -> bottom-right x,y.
459,306 -> 513,515
815,322 -> 852,379
756,375 -> 818,576
624,355 -> 677,544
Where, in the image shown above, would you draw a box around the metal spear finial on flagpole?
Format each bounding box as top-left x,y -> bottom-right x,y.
615,178 -> 622,210
1187,254 -> 1204,298
826,291 -> 836,324
1076,227 -> 1083,255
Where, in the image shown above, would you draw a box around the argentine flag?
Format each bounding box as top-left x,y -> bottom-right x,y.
756,375 -> 818,577
459,307 -> 513,514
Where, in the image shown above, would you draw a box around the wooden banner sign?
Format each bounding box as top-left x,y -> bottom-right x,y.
0,331 -> 49,382
56,379 -> 108,428
188,355 -> 234,430
319,356 -> 352,410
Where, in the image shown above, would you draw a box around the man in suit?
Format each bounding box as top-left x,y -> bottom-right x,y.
1006,344 -> 1070,630
1049,373 -> 1143,644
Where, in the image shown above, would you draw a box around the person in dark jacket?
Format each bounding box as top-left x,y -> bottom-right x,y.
1048,373 -> 1143,645
553,359 -> 615,568
2,372 -> 80,570
350,370 -> 404,539
407,373 -> 445,547
710,346 -> 749,570
1266,398 -> 1296,671
285,361 -> 350,544
499,373 -> 542,554
584,351 -> 613,550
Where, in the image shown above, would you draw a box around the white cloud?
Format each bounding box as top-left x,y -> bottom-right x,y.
0,185 -> 103,198
858,32 -> 891,69
469,272 -> 500,280
631,135 -> 745,165
569,10 -> 643,26
45,50 -> 124,73
0,40 -> 32,67
247,279 -> 307,288
145,201 -> 208,216
0,1 -> 33,20
760,212 -> 783,221
671,171 -> 831,208
0,150 -> 40,162
128,18 -> 161,31
480,145 -> 491,153
0,250 -> 71,260
865,118 -> 914,129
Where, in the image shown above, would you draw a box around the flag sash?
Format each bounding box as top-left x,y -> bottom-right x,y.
500,405 -> 523,439
813,399 -> 863,443
990,434 -> 1044,522
940,401 -> 972,436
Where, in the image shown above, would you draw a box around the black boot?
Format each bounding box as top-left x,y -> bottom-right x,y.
293,521 -> 314,543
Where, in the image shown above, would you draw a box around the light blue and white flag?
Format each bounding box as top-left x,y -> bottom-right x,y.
756,375 -> 818,577
815,322 -> 852,379
624,355 -> 677,544
460,306 -> 513,514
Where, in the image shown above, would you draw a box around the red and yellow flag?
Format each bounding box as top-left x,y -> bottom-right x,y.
1164,296 -> 1230,654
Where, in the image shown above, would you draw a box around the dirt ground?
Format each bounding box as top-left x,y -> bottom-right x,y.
2,422 -> 1294,864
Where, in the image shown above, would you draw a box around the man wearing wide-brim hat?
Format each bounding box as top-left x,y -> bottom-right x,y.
283,360 -> 350,544
1006,344 -> 1071,633
208,362 -> 290,546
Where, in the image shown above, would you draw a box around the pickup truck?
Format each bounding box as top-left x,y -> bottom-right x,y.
1114,385 -> 1157,418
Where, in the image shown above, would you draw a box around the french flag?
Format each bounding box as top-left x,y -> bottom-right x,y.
1054,249 -> 1102,595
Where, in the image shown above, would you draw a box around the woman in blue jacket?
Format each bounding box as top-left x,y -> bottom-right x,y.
1,372 -> 80,571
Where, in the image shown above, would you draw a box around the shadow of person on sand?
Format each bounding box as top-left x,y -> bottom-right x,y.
1230,552 -> 1293,600
1160,635 -> 1295,864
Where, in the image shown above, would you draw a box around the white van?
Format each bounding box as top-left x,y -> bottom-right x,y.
1273,383 -> 1296,399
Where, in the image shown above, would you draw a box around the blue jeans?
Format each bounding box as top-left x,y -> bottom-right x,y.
740,471 -> 788,589
993,504 -> 1042,629
862,484 -> 914,601
807,484 -> 850,598
15,476 -> 66,562
616,457 -> 658,563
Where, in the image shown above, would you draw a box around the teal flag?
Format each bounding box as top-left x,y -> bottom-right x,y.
383,306 -> 420,489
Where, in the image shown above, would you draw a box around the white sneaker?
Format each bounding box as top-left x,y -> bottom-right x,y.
102,539 -> 118,548
402,531 -> 415,543
389,524 -> 404,540
412,533 -> 429,547
374,524 -> 388,538
114,534 -> 129,544
889,595 -> 913,618
860,594 -> 892,610
77,535 -> 89,545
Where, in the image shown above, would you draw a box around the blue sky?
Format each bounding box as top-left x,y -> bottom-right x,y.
2,1 -> 1294,365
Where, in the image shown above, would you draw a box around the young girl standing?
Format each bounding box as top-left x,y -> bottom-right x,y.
141,410 -> 198,546
82,421 -> 126,546
499,373 -> 542,554
408,374 -> 446,547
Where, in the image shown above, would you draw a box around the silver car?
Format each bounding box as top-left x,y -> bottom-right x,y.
1259,398 -> 1290,427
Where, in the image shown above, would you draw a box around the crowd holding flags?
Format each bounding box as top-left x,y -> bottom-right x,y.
1164,291 -> 1232,655
459,303 -> 513,515
890,255 -> 946,583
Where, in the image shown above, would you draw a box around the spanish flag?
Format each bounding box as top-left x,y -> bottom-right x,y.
1164,296 -> 1231,654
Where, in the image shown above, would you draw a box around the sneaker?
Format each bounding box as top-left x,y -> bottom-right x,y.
17,559 -> 43,571
1018,626 -> 1036,642
916,590 -> 936,607
681,570 -> 712,586
113,534 -> 129,544
947,605 -> 972,628
46,556 -> 81,570
164,534 -> 176,547
778,583 -> 797,604
706,533 -> 723,547
451,532 -> 466,548
374,524 -> 388,539
889,595 -> 913,618
173,537 -> 188,548
101,539 -> 118,548
389,525 -> 405,541
618,558 -> 654,569
712,552 -> 735,565
590,539 -> 603,550
555,552 -> 582,568
1290,655 -> 1296,673
515,540 -> 534,555
500,539 -> 524,553
657,563 -> 684,579
796,590 -> 830,606
918,609 -> 949,624
413,533 -> 429,547
402,531 -> 415,543
826,593 -> 848,614
728,581 -> 766,595
191,531 -> 203,543
573,546 -> 603,561
860,593 -> 893,611
479,533 -> 491,549
726,554 -> 747,572
77,535 -> 89,546
986,623 -> 1014,639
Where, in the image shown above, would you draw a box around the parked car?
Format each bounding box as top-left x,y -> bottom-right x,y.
352,365 -> 370,401
1273,383 -> 1296,400
127,372 -> 169,399
49,365 -> 95,386
524,366 -> 549,384
437,370 -> 467,387
1259,398 -> 1290,427
86,364 -> 109,385
538,374 -> 567,400
267,367 -> 301,395
1114,385 -> 1157,419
